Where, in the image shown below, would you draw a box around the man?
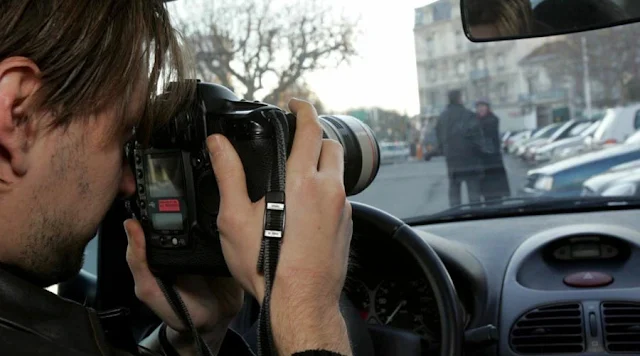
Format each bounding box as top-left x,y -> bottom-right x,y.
436,90 -> 486,207
0,1 -> 352,356
475,99 -> 511,201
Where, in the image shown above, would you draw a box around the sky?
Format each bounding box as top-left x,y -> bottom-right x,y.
171,0 -> 440,116
304,0 -> 439,116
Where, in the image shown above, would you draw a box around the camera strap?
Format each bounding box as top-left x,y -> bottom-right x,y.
256,111 -> 288,356
156,276 -> 214,356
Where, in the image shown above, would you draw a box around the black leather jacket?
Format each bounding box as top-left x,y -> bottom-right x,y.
0,266 -> 347,356
436,103 -> 491,174
0,266 -> 255,356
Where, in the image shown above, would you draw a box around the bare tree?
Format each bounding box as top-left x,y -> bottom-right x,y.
273,80 -> 327,114
177,0 -> 358,104
534,23 -> 640,107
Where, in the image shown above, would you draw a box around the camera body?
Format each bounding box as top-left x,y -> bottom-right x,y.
128,81 -> 380,276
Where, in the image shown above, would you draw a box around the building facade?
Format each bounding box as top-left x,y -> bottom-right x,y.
413,0 -> 550,131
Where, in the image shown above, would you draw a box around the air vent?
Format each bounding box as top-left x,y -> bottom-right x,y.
510,303 -> 585,354
602,302 -> 640,353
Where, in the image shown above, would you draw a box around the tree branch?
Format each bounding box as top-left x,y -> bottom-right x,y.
176,0 -> 357,102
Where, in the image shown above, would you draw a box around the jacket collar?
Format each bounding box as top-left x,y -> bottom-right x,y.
0,265 -> 110,355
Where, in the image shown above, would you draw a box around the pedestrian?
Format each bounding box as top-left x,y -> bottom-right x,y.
475,99 -> 511,201
436,90 -> 486,207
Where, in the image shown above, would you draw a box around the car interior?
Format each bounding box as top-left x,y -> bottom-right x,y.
52,1 -> 640,356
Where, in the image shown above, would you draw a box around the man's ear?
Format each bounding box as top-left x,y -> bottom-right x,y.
0,57 -> 41,183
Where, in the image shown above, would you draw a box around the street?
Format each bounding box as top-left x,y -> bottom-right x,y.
351,155 -> 530,219
82,155 -> 530,276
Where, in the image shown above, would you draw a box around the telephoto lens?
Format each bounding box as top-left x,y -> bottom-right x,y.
317,115 -> 380,196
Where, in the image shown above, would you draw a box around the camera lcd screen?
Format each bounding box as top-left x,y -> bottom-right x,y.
151,213 -> 183,231
145,154 -> 185,199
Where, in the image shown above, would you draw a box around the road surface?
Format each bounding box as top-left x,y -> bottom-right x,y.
351,155 -> 530,219
82,155 -> 530,275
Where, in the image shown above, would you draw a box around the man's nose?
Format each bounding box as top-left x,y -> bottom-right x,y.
118,164 -> 137,198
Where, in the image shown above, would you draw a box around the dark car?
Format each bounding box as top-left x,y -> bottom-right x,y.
522,143 -> 640,197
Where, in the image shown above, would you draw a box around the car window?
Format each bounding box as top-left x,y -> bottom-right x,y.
581,121 -> 601,137
634,110 -> 640,129
568,122 -> 591,136
167,0 -> 640,221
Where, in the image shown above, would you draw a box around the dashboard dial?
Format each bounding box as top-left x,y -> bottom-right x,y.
346,280 -> 372,320
374,279 -> 439,338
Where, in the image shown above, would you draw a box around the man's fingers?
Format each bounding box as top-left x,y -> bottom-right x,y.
124,219 -> 160,301
206,134 -> 251,210
287,98 -> 323,172
318,139 -> 344,177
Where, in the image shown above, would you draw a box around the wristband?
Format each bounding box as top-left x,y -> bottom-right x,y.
292,351 -> 347,356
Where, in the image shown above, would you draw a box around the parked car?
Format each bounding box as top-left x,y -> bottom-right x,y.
501,130 -> 519,152
515,123 -> 562,158
380,141 -> 411,165
534,119 -> 601,163
548,119 -> 602,162
598,171 -> 640,197
522,142 -> 640,197
505,130 -> 532,154
582,159 -> 640,196
591,103 -> 640,148
525,120 -> 593,162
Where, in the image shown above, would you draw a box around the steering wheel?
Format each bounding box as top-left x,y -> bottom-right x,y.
349,201 -> 465,356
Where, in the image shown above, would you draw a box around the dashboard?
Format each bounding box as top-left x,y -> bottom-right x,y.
345,232 -> 471,343
347,207 -> 640,355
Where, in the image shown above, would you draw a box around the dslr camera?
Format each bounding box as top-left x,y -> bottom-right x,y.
127,81 -> 380,275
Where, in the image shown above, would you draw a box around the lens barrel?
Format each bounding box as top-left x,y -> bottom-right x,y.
318,115 -> 380,196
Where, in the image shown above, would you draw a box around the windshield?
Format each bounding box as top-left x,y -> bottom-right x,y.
535,124 -> 561,140
581,120 -> 602,137
568,122 -> 592,137
167,0 -> 640,221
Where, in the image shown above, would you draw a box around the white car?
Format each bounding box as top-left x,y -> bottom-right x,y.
534,120 -> 600,163
591,103 -> 640,147
380,142 -> 411,165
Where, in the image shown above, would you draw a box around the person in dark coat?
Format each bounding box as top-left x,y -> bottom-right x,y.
436,90 -> 487,207
475,99 -> 511,201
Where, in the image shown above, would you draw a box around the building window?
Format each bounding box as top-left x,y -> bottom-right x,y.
452,5 -> 461,18
476,57 -> 486,70
426,36 -> 434,57
457,61 -> 466,76
432,1 -> 452,22
497,53 -> 505,70
415,9 -> 424,26
635,110 -> 640,129
497,82 -> 508,101
428,65 -> 437,81
455,30 -> 464,50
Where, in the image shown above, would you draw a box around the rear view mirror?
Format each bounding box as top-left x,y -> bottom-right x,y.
461,0 -> 640,41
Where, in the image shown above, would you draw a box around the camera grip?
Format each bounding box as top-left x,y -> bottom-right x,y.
232,138 -> 274,202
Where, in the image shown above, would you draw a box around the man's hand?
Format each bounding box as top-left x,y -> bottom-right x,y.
206,98 -> 353,355
124,219 -> 244,355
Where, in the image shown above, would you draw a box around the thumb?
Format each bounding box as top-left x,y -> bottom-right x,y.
206,134 -> 251,211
